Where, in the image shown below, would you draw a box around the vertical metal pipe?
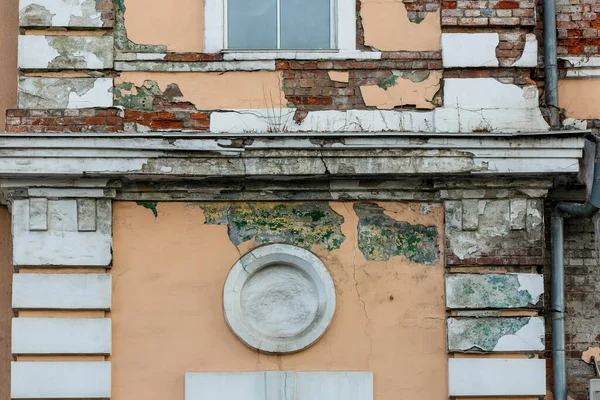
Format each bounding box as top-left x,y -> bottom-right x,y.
551,213 -> 567,400
544,0 -> 560,128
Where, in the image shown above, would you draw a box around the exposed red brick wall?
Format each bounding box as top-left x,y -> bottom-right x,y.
441,0 -> 536,26
544,217 -> 600,400
556,3 -> 600,56
6,109 -> 123,133
5,107 -> 212,133
278,58 -> 442,111
443,68 -> 533,84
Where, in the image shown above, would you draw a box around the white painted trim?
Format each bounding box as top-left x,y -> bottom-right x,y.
223,244 -> 335,353
205,0 -> 356,54
0,133 -> 585,177
12,318 -> 111,355
185,371 -> 373,400
511,34 -> 538,68
448,358 -> 546,396
11,362 -> 111,399
12,199 -> 112,266
12,274 -> 111,310
222,50 -> 378,60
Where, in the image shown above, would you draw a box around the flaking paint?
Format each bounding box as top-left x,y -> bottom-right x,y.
111,201 -> 447,400
360,71 -> 442,110
115,72 -> 287,110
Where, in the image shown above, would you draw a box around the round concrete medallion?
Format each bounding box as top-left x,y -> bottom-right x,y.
223,243 -> 336,353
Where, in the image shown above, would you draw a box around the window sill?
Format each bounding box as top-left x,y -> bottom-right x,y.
221,49 -> 382,61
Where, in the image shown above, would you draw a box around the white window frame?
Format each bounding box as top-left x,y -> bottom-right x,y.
204,0 -> 358,56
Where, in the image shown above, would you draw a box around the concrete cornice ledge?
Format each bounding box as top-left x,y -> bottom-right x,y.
0,131 -> 588,179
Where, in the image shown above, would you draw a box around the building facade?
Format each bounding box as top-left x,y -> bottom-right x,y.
1,0 -> 600,399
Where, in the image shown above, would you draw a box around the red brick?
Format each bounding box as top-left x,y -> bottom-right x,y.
275,61 -> 290,70
105,117 -> 123,126
82,117 -> 105,125
150,120 -> 184,129
442,0 -> 457,8
190,112 -> 208,120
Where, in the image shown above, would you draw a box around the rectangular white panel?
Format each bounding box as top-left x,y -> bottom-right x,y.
12,318 -> 111,355
185,371 -> 373,400
11,362 -> 111,399
448,358 -> 546,396
13,274 -> 111,310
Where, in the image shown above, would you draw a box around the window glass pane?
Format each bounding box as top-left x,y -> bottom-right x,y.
228,0 -> 277,49
280,0 -> 331,49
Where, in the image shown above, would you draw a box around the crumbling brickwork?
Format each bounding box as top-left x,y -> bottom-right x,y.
441,0 -> 536,26
556,2 -> 600,56
5,109 -> 123,133
545,217 -> 600,400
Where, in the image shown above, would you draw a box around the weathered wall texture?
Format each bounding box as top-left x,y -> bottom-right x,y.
0,208 -> 12,400
111,201 -> 447,400
545,218 -> 600,400
559,79 -> 600,120
0,0 -> 18,132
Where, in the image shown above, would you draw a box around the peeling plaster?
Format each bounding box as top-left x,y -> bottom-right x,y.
200,202 -> 346,251
361,0 -> 441,51
354,203 -> 438,263
360,70 -> 441,110
328,71 -> 349,83
115,72 -> 286,110
446,274 -> 544,309
511,34 -> 538,67
210,78 -> 549,133
18,35 -> 113,70
19,77 -> 113,109
20,0 -> 103,27
447,317 -> 544,352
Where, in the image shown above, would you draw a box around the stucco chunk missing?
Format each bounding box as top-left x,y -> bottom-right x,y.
360,71 -> 441,110
18,77 -> 113,109
361,0 -> 441,51
447,317 -> 545,352
115,72 -> 286,110
18,35 -> 114,70
353,203 -> 438,264
445,274 -> 544,309
19,0 -> 103,27
201,202 -> 345,251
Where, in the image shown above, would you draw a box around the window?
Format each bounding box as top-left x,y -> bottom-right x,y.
225,0 -> 335,50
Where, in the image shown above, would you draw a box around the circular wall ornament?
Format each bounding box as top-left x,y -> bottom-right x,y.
223,243 -> 336,354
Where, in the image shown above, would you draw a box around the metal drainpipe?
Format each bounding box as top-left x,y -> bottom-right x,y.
544,0 -> 560,128
552,138 -> 600,400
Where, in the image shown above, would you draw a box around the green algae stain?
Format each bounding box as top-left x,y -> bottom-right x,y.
448,318 -> 531,352
354,203 -> 438,264
136,201 -> 158,218
114,80 -> 183,110
453,274 -> 536,308
200,202 -> 345,251
377,75 -> 398,90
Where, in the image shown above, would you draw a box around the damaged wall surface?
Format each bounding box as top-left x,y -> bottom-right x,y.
111,201 -> 447,400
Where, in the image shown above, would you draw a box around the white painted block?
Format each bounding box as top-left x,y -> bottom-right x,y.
448,358 -> 546,396
11,361 -> 111,399
12,318 -> 111,354
18,35 -> 113,70
20,0 -> 104,28
512,34 -> 538,67
442,33 -> 499,68
12,199 -> 112,266
18,77 -> 113,109
13,274 -> 111,310
185,371 -> 373,400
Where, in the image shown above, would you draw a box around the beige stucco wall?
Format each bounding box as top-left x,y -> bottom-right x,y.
559,79 -> 600,119
111,201 -> 447,400
0,0 -> 18,131
123,0 -> 204,52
